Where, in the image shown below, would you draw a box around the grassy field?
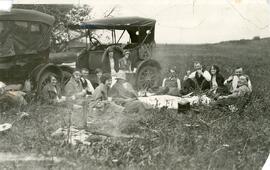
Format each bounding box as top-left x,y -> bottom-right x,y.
1,38 -> 270,169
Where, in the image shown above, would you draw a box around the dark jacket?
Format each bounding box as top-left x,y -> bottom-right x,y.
210,73 -> 225,88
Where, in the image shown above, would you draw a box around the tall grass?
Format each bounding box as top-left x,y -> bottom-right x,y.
1,40 -> 270,169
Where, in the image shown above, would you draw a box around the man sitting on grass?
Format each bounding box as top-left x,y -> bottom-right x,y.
64,69 -> 86,100
216,75 -> 252,106
109,71 -> 151,114
224,67 -> 252,93
180,61 -> 211,95
80,68 -> 95,96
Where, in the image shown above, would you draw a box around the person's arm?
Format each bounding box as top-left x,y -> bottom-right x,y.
177,78 -> 181,90
188,71 -> 196,79
220,87 -> 244,99
224,76 -> 233,85
75,89 -> 87,98
202,71 -> 211,81
162,78 -> 167,87
248,80 -> 252,92
87,79 -> 95,94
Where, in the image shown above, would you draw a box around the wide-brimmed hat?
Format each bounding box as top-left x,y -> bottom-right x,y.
0,81 -> 6,88
115,71 -> 126,80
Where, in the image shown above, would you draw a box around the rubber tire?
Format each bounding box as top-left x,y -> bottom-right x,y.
136,65 -> 161,90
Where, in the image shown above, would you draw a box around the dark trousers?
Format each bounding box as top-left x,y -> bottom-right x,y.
180,78 -> 210,95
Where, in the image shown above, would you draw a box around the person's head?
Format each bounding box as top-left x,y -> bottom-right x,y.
81,68 -> 89,78
168,67 -> 177,78
49,75 -> 57,86
73,69 -> 81,82
210,65 -> 220,75
124,50 -> 130,59
108,48 -> 114,58
235,67 -> 243,77
238,75 -> 248,86
95,68 -> 103,78
100,73 -> 112,87
186,70 -> 191,76
194,61 -> 202,71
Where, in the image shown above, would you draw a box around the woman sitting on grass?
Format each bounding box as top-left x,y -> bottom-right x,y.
92,73 -> 112,101
41,75 -> 66,104
208,65 -> 228,97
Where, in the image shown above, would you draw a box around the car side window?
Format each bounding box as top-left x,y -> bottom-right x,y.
14,21 -> 28,32
30,23 -> 41,33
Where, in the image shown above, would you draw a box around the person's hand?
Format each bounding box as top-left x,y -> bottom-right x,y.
197,69 -> 203,75
226,76 -> 233,82
70,95 -> 76,100
183,75 -> 188,81
218,96 -> 227,100
59,96 -> 66,102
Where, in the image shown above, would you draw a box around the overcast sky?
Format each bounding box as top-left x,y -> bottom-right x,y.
11,0 -> 270,44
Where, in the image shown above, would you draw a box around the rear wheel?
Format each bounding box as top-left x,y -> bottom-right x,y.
136,65 -> 160,90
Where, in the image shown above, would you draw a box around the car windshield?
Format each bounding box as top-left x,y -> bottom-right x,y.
92,30 -> 130,45
67,29 -> 131,51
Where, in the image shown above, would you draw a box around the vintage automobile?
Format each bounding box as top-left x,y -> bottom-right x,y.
68,16 -> 161,89
0,9 -> 72,94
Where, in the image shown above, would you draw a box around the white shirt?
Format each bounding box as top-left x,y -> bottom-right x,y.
81,78 -> 95,94
109,56 -> 116,74
188,70 -> 211,81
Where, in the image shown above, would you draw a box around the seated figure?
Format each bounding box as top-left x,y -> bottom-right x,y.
80,68 -> 95,95
224,67 -> 252,93
216,75 -> 252,107
181,62 -> 211,95
156,67 -> 181,96
0,81 -> 27,111
64,69 -> 86,100
109,71 -> 150,114
92,68 -> 103,89
41,75 -> 66,104
109,71 -> 137,100
208,65 -> 228,97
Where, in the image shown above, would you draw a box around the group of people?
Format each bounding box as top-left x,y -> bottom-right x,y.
159,61 -> 252,105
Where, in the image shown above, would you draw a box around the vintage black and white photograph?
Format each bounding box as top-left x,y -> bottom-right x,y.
0,0 -> 270,169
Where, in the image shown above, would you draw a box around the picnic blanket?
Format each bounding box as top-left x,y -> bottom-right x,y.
138,95 -> 212,109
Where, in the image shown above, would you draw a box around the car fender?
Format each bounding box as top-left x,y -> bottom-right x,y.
58,65 -> 74,74
31,63 -> 63,83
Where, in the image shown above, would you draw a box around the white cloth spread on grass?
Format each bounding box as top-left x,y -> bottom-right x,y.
138,94 -> 212,109
138,95 -> 199,109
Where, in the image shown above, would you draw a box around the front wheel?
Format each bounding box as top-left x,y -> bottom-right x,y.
136,65 -> 161,90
